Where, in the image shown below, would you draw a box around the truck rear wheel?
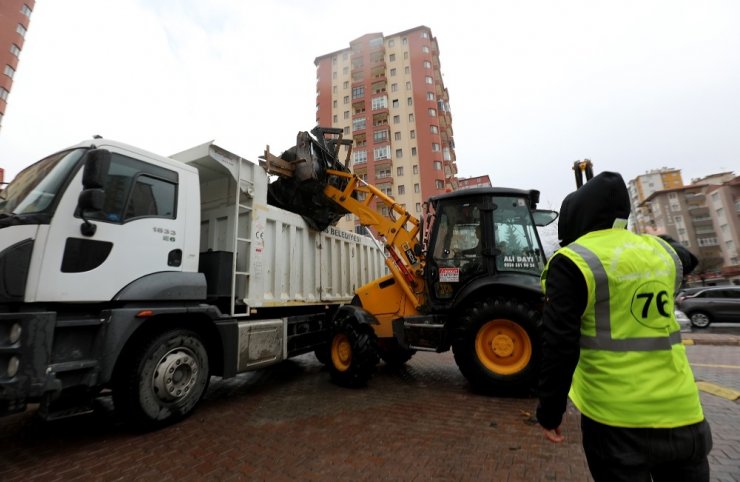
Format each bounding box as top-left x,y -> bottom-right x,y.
329,312 -> 379,388
452,298 -> 541,395
114,328 -> 210,430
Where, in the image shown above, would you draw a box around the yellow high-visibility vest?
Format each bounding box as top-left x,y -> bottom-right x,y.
542,229 -> 704,428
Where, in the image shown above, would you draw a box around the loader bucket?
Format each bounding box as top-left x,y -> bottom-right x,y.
263,127 -> 354,231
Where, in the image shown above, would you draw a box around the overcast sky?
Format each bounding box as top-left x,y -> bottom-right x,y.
0,0 -> 738,211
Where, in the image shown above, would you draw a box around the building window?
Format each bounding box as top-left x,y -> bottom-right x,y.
391,83 -> 398,92
425,76 -> 433,85
393,115 -> 400,124
410,130 -> 416,139
343,81 -> 349,89
332,86 -> 337,94
398,185 -> 405,195
432,143 -> 440,151
333,100 -> 337,108
352,117 -> 366,131
374,146 -> 390,160
369,37 -> 383,48
407,97 -> 413,106
405,66 -> 410,75
397,166 -> 404,176
16,24 -> 27,38
422,46 -> 430,53
395,149 -> 403,158
392,99 -> 399,108
389,39 -> 395,47
390,68 -> 397,76
377,168 -> 391,178
353,150 -> 367,164
352,86 -> 364,99
333,115 -> 338,123
435,180 -> 444,189
0,87 -> 8,101
434,161 -> 442,170
332,71 -> 337,79
414,183 -> 420,193
427,92 -> 435,101
344,111 -> 349,119
430,125 -> 438,134
343,96 -> 350,104
413,165 -> 419,175
343,66 -> 348,74
372,96 -> 388,110
374,130 -> 389,143
10,44 -> 21,57
406,81 -> 411,90
409,113 -> 415,122
421,31 -> 429,39
4,65 -> 15,79
428,108 -> 437,117
411,147 -> 417,156
389,53 -> 396,62
344,126 -> 350,134
402,37 -> 408,45
394,131 -> 401,141
404,51 -> 409,60
21,4 -> 32,16
416,202 -> 421,213
423,60 -> 432,69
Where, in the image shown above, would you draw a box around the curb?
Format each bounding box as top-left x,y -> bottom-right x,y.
682,335 -> 740,347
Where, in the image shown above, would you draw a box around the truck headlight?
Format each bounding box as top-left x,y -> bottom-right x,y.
7,356 -> 19,378
8,323 -> 21,344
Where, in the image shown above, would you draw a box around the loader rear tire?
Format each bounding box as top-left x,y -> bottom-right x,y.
329,312 -> 379,388
452,297 -> 541,396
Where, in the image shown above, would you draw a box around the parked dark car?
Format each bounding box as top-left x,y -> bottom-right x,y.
675,286 -> 740,328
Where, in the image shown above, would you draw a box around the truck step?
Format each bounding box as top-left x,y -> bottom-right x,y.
49,360 -> 99,373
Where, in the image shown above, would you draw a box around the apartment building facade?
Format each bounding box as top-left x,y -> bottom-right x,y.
0,0 -> 34,131
627,168 -> 683,233
314,26 -> 458,230
641,172 -> 740,283
458,175 -> 492,190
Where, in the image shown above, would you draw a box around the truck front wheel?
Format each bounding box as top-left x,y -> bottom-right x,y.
452,298 -> 541,395
114,328 -> 210,430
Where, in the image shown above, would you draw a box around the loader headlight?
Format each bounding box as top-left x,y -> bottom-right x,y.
7,356 -> 20,378
8,323 -> 21,344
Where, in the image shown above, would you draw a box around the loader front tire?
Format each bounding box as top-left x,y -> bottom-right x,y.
329,312 -> 379,388
452,297 -> 541,396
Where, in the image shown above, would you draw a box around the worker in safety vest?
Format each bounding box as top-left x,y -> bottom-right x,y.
536,171 -> 712,482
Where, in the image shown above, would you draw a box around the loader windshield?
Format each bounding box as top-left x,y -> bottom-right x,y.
493,196 -> 546,274
0,148 -> 84,222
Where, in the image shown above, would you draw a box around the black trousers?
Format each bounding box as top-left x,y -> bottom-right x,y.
580,415 -> 713,482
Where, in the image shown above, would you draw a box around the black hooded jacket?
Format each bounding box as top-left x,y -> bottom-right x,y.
536,172 -> 698,430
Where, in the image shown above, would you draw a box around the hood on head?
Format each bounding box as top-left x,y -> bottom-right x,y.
558,171 -> 631,246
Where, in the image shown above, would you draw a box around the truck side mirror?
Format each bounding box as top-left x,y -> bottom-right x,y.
82,149 -> 110,189
78,149 -> 111,236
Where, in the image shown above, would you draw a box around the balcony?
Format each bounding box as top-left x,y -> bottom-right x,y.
372,112 -> 389,128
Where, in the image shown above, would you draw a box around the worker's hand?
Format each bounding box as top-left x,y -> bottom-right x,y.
542,426 -> 564,443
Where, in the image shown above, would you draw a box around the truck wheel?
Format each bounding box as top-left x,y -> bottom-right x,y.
329,314 -> 379,388
114,329 -> 210,430
452,298 -> 540,395
378,339 -> 416,367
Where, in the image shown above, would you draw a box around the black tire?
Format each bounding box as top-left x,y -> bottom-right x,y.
452,297 -> 541,395
689,311 -> 712,329
328,312 -> 379,388
314,343 -> 330,365
378,338 -> 416,367
114,329 -> 210,430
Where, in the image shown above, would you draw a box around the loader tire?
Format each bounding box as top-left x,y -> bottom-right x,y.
114,328 -> 210,431
329,312 -> 379,388
452,297 -> 541,396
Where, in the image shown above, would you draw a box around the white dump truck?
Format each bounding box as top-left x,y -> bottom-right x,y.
0,137 -> 385,428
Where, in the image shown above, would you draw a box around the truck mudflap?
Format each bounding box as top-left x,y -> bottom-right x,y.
0,311 -> 56,416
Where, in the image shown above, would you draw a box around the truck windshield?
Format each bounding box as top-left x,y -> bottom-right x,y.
0,148 -> 85,217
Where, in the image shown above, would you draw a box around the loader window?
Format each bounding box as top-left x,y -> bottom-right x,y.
493,196 -> 545,275
84,153 -> 177,223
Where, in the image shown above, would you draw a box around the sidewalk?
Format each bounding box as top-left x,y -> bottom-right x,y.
682,331 -> 740,346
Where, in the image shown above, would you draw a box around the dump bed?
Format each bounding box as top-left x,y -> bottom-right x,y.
171,142 -> 385,311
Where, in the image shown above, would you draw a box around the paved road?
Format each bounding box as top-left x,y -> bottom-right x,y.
0,339 -> 737,481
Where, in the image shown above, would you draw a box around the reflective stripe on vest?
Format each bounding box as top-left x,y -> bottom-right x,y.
568,242 -> 682,352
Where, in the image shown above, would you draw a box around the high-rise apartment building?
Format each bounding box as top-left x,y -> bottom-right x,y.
458,175 -> 492,190
314,26 -> 458,230
628,168 -> 683,233
0,0 -> 35,131
641,172 -> 739,283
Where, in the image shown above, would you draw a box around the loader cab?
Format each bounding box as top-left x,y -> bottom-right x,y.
425,188 -> 556,303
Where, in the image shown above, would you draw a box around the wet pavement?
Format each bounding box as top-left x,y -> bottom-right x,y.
0,333 -> 738,481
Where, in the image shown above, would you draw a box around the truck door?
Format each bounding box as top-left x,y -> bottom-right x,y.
32,148 -> 186,302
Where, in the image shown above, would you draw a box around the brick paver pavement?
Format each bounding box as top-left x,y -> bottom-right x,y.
0,344 -> 737,481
